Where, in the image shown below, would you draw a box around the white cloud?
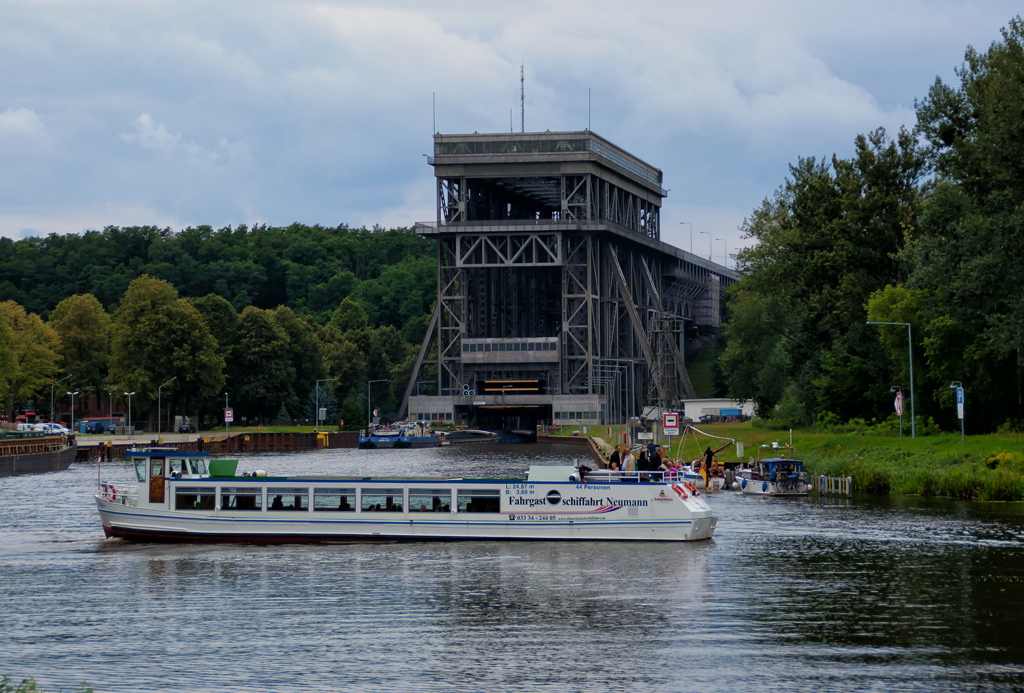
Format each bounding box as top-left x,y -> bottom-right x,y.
120,113 -> 210,159
0,107 -> 48,150
0,0 -> 1020,244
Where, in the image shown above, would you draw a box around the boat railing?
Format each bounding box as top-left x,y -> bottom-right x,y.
99,482 -> 138,507
583,469 -> 691,484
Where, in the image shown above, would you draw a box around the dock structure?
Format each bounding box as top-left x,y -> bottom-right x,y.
403,130 -> 737,430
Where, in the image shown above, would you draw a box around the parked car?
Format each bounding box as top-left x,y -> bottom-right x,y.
178,423 -> 196,434
86,422 -> 105,434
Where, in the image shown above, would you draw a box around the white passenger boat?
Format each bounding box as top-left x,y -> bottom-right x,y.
95,448 -> 717,542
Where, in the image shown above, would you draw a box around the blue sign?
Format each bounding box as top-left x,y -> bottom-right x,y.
956,387 -> 964,420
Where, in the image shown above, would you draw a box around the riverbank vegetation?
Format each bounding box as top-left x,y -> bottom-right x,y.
0,225 -> 435,429
720,16 -> 1024,435
706,422 -> 1024,501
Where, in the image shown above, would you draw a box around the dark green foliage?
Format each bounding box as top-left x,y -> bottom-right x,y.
0,224 -> 434,335
232,306 -> 294,424
723,128 -> 923,421
722,17 -> 1024,433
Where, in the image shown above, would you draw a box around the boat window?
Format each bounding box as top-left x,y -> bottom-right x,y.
457,489 -> 500,513
189,459 -> 208,475
175,487 -> 215,510
361,488 -> 404,512
134,457 -> 147,482
150,458 -> 165,477
168,459 -> 187,475
313,489 -> 356,512
268,488 -> 309,511
409,489 -> 451,512
221,487 -> 262,511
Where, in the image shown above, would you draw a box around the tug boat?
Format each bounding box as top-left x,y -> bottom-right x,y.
357,427 -> 401,449
95,448 -> 717,542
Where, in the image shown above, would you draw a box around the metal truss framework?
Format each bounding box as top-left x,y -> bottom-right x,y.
401,131 -> 733,420
401,228 -> 733,417
437,173 -> 660,240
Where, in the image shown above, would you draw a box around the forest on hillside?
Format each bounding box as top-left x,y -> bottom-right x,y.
0,224 -> 437,428
720,16 -> 1024,434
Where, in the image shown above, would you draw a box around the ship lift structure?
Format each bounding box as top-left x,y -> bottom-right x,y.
402,130 -> 737,431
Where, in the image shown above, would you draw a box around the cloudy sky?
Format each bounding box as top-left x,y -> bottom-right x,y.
1,1 -> 1020,266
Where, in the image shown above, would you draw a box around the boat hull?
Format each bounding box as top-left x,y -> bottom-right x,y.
96,475 -> 716,543
739,476 -> 809,496
0,437 -> 77,476
357,435 -> 399,449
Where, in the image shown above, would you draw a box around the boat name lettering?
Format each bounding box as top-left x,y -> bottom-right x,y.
606,497 -> 648,507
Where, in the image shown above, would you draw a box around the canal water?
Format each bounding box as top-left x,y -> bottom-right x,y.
2,444 -> 1023,692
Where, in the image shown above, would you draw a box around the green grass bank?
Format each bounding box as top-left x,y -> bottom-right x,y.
552,422 -> 1024,501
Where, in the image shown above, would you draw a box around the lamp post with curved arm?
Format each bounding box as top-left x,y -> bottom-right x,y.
124,392 -> 136,435
867,321 -> 915,438
67,390 -> 79,431
50,374 -> 72,426
680,222 -> 693,254
158,377 -> 176,435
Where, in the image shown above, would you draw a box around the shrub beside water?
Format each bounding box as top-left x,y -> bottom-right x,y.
803,448 -> 1024,501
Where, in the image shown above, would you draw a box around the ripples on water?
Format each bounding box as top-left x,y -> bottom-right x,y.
2,444 -> 1023,692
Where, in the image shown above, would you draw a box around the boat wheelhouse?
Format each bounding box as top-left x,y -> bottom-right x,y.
95,448 -> 717,542
738,457 -> 810,496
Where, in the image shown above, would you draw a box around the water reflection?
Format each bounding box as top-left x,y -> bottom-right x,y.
2,448 -> 1024,691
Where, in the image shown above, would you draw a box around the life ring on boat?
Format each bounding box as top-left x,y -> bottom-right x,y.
671,483 -> 689,500
684,481 -> 700,496
109,485 -> 117,502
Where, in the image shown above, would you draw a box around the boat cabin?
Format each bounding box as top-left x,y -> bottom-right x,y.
127,448 -> 235,505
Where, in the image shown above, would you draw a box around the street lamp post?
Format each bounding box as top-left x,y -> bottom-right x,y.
889,385 -> 903,441
67,390 -> 79,431
950,381 -> 964,442
367,379 -> 387,428
315,378 -> 339,433
124,392 -> 135,435
867,321 -> 915,438
50,374 -> 72,425
715,238 -> 727,268
680,222 -> 693,254
699,231 -> 711,261
158,377 -> 176,436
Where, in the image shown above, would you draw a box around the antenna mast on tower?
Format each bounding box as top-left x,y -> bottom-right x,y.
520,64 -> 524,133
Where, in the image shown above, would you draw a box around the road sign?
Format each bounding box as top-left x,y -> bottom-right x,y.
894,391 -> 903,416
224,408 -> 234,423
956,386 -> 964,420
663,412 -> 679,436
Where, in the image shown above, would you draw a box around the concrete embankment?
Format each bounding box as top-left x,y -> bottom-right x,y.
76,431 -> 359,460
537,434 -> 612,467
